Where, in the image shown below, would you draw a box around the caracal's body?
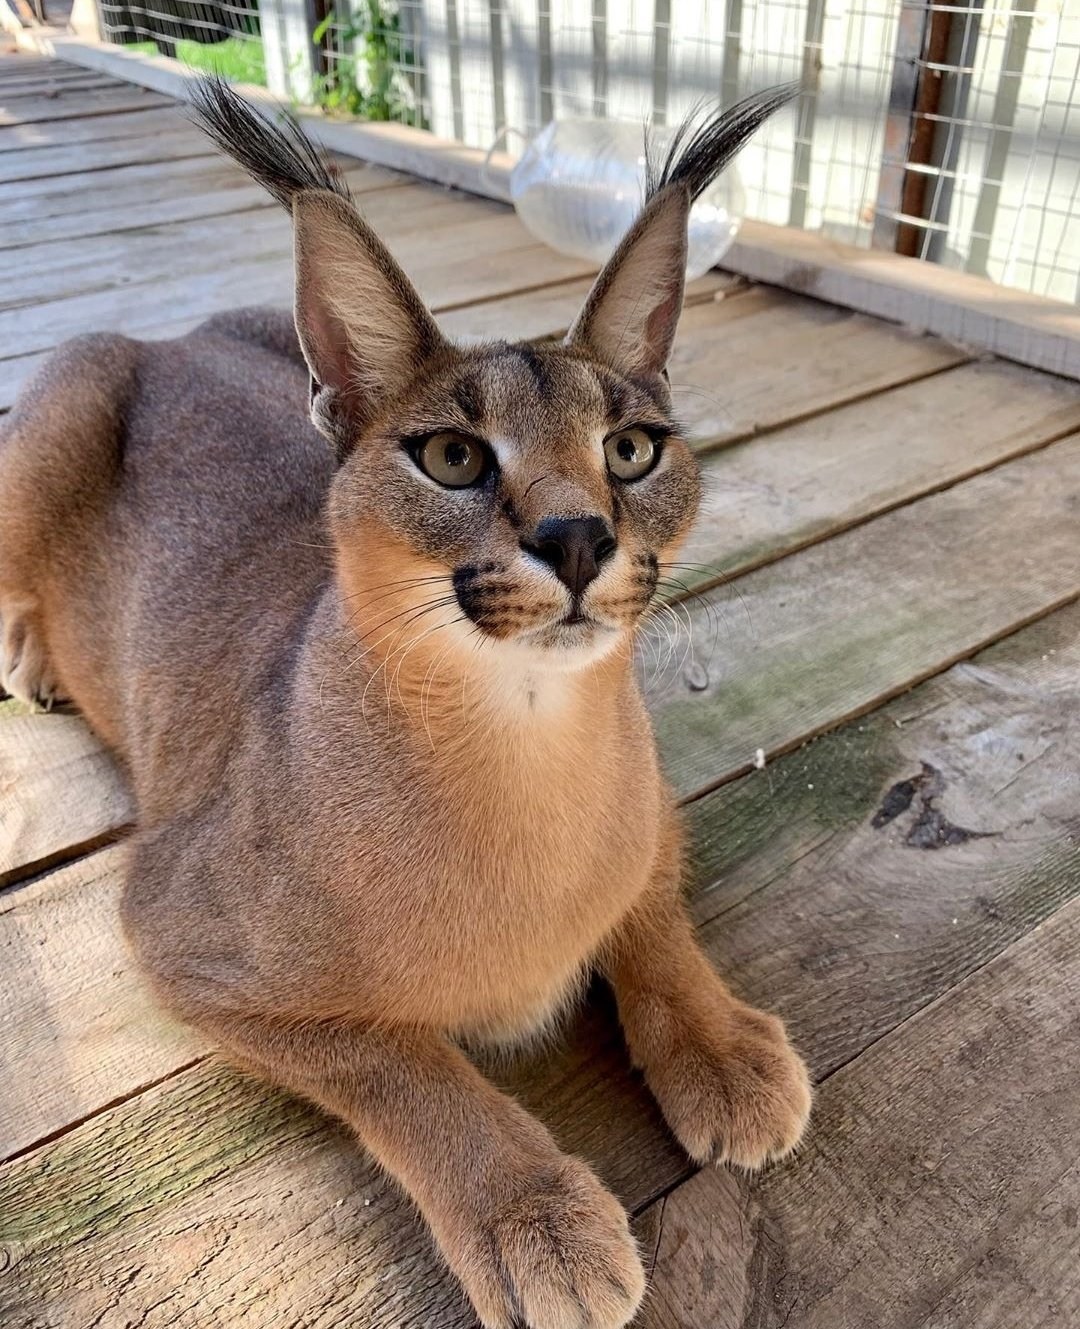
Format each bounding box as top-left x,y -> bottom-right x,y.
0,82 -> 810,1329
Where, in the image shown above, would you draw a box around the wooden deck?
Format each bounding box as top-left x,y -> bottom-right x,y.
3,49 -> 1080,1329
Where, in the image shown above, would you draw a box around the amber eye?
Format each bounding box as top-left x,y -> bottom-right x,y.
604,428 -> 658,481
416,432 -> 488,488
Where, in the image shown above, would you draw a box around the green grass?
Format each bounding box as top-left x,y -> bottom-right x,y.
126,36 -> 266,86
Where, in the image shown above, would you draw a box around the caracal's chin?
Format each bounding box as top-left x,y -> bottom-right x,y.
518,617 -> 626,672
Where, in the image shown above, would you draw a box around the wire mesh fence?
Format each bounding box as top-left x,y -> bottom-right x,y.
96,0 -> 1080,302
97,0 -> 266,79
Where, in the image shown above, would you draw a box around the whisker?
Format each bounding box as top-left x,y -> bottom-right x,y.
388,612 -> 465,727
344,594 -> 458,656
343,575 -> 450,601
346,598 -> 460,720
658,560 -> 754,640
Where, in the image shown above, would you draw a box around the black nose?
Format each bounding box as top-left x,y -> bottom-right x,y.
522,515 -> 617,596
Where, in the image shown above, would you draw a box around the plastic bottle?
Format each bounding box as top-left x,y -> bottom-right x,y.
502,118 -> 745,279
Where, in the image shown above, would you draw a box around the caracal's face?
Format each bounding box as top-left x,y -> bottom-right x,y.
329,339 -> 701,676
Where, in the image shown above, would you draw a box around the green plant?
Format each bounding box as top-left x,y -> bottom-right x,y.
311,0 -> 425,126
124,36 -> 267,86
309,0 -> 422,125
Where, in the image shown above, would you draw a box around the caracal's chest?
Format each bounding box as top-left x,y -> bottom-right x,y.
323,697 -> 665,1039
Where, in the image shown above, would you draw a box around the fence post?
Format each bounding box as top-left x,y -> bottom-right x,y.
71,0 -> 103,39
262,0 -> 316,102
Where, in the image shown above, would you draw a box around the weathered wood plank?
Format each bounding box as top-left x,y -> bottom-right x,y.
0,64 -> 108,88
0,355 -> 41,409
0,161 -> 408,251
3,601 -> 1080,1323
0,157 -> 405,250
0,84 -> 172,127
0,700 -> 131,886
637,889 -> 1080,1328
917,1161 -> 1080,1328
0,104 -> 192,152
678,355 -> 1080,583
0,845 -> 201,1163
0,227 -> 589,366
0,56 -> 62,74
0,125 -> 216,183
653,432 -> 1080,799
438,272 -> 737,343
0,75 -> 120,101
0,57 -> 99,81
725,216 -> 1080,381
0,182 -> 506,310
0,152 -> 260,215
664,287 -> 965,446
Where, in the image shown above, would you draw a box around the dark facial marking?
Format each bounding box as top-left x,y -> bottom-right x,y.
453,564 -> 536,633
604,375 -> 634,423
510,343 -> 553,396
500,491 -> 524,531
452,373 -> 485,424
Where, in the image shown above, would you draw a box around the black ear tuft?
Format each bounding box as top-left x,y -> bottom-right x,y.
188,76 -> 351,211
644,83 -> 800,205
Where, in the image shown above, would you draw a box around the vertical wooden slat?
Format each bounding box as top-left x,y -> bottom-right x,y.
487,0 -> 507,131
722,0 -> 742,108
652,0 -> 671,125
788,0 -> 826,229
444,0 -> 465,141
591,0 -> 608,116
923,0 -> 984,261
261,0 -> 315,102
537,0 -> 554,123
871,0 -> 932,251
966,0 -> 1035,275
501,0 -> 543,137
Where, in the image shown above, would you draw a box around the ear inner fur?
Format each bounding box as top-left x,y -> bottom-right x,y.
292,191 -> 447,455
566,187 -> 690,379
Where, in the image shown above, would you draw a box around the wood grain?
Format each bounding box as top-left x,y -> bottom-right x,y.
0,700 -> 132,885
0,75 -> 121,101
0,124 -> 216,182
724,216 -> 1080,381
438,271 -> 739,343
665,287 -> 965,445
0,845 -> 202,1163
3,599 -> 1079,1324
0,240 -> 593,368
677,355 -> 1080,585
0,182 -> 506,310
917,1161 -> 1080,1328
0,158 -> 405,251
0,152 -> 265,214
0,59 -> 102,84
651,431 -> 1080,799
0,103 -> 189,151
638,888 -> 1080,1327
0,84 -> 172,127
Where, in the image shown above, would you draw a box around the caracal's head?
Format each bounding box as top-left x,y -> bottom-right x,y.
193,80 -> 793,680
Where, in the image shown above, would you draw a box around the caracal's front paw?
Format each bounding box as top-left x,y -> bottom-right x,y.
457,1156 -> 645,1329
0,600 -> 61,709
644,998 -> 811,1170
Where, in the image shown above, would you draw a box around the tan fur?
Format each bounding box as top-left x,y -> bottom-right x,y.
0,173 -> 810,1326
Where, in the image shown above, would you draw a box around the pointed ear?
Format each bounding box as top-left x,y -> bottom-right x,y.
292,190 -> 446,453
566,187 -> 690,378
